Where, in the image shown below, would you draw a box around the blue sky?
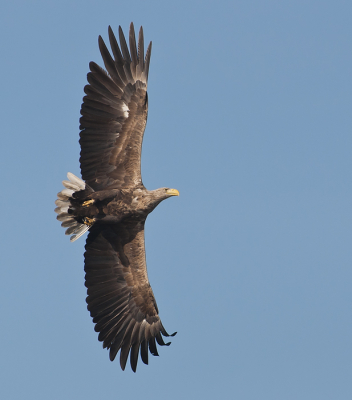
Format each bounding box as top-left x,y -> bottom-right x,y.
1,1 -> 352,399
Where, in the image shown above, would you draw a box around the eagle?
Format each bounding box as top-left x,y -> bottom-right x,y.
55,23 -> 178,372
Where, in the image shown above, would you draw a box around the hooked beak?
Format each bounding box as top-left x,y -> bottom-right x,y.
166,188 -> 179,196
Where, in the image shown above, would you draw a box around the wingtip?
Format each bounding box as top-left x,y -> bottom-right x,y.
108,25 -> 114,38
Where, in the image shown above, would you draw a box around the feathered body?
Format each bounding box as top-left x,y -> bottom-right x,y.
55,23 -> 178,372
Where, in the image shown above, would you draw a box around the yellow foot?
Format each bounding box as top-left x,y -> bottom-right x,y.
82,199 -> 95,207
84,217 -> 95,227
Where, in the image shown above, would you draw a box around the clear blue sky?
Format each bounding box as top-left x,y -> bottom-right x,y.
1,1 -> 352,399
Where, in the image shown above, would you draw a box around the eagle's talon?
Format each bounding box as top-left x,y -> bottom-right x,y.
82,199 -> 95,207
84,217 -> 95,226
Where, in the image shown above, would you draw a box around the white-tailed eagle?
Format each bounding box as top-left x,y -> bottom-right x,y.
55,23 -> 178,372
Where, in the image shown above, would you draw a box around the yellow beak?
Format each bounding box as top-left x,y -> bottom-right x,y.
166,188 -> 179,196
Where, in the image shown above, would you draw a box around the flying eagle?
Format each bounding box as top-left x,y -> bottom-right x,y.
55,23 -> 178,372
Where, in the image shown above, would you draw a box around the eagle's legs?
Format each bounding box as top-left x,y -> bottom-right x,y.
84,217 -> 95,226
82,199 -> 95,207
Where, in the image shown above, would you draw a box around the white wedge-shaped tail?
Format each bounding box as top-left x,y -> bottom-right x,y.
55,172 -> 90,242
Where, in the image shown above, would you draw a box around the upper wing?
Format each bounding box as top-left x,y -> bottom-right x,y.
84,222 -> 176,372
79,23 -> 152,191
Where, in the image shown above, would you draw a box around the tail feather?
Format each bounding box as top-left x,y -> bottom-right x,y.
65,224 -> 83,235
61,219 -> 77,228
61,188 -> 75,197
55,172 -> 93,242
56,213 -> 74,222
70,225 -> 89,242
67,172 -> 85,190
62,180 -> 82,191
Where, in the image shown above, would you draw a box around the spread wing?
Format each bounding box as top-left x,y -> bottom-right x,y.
79,23 -> 152,191
84,222 -> 176,372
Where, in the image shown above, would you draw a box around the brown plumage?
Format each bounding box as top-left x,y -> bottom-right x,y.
55,23 -> 178,372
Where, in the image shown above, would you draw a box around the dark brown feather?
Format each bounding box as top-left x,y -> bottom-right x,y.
144,42 -> 152,82
118,25 -> 131,63
108,26 -> 128,85
148,337 -> 159,356
140,339 -> 149,365
130,341 -> 140,372
98,36 -> 124,88
137,27 -> 144,73
129,22 -> 138,79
